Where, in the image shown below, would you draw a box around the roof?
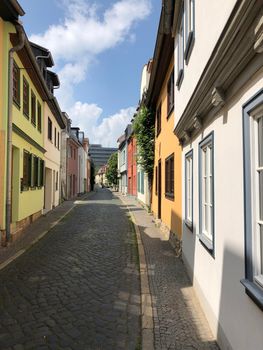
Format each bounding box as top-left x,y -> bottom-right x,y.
47,70 -> 60,87
0,0 -> 25,21
30,42 -> 54,67
145,0 -> 175,108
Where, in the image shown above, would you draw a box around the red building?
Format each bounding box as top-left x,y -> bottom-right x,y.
67,137 -> 79,199
127,135 -> 137,196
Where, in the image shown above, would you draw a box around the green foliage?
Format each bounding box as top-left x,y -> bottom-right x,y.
133,105 -> 155,177
106,152 -> 118,185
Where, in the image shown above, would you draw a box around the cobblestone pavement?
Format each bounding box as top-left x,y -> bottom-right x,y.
0,189 -> 141,350
119,195 -> 219,350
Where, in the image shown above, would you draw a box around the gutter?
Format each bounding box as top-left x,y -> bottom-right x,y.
5,21 -> 25,245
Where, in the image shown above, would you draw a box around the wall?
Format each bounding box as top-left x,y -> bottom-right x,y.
0,18 -> 6,230
152,57 -> 182,239
44,103 -> 61,211
127,136 -> 137,196
182,68 -> 263,350
67,138 -> 79,198
174,0 -> 237,123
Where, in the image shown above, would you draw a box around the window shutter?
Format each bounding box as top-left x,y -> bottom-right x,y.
30,154 -> 34,187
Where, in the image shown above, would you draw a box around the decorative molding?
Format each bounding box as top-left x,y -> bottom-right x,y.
211,87 -> 225,107
12,124 -> 46,153
193,115 -> 202,130
254,11 -> 263,53
183,130 -> 191,143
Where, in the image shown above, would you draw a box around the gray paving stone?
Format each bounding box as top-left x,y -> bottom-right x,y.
0,189 -> 140,349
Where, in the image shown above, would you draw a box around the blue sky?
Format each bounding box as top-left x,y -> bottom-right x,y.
18,0 -> 161,146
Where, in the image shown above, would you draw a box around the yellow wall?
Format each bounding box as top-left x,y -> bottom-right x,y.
2,22 -> 45,226
152,57 -> 182,239
0,18 -> 6,230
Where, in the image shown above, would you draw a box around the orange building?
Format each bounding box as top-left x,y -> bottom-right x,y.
146,4 -> 182,249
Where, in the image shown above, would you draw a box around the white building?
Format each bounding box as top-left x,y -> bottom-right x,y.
173,1 -> 263,349
117,127 -> 130,195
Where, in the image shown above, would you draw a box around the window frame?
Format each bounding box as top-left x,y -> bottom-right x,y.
156,104 -> 161,137
185,149 -> 193,230
198,132 -> 215,254
23,76 -> 29,118
13,60 -> 20,108
37,102 -> 42,133
48,117 -> 52,141
184,0 -> 195,62
241,89 -> 263,311
165,153 -> 175,200
167,69 -> 174,118
31,91 -> 36,126
176,9 -> 184,88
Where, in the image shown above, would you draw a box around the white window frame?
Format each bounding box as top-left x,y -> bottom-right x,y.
250,105 -> 263,288
184,0 -> 195,61
241,90 -> 263,311
176,9 -> 184,88
185,150 -> 193,229
199,133 -> 214,252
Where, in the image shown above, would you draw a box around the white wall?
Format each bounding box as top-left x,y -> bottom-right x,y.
182,70 -> 263,350
174,0 -> 237,124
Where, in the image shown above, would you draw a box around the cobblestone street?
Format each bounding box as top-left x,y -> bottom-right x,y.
0,189 -> 141,350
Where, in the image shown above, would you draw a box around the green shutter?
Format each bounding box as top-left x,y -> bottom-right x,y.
30,154 -> 34,187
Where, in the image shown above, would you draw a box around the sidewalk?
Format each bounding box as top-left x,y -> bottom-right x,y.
0,191 -> 96,271
118,193 -> 219,350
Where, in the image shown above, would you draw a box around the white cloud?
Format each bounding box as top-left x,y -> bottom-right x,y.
68,103 -> 135,147
29,0 -> 151,146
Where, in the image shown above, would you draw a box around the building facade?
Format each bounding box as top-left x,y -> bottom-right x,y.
127,133 -> 137,196
117,125 -> 131,195
147,3 -> 182,245
173,0 -> 263,349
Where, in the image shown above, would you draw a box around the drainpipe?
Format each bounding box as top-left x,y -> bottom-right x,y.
4,22 -> 25,245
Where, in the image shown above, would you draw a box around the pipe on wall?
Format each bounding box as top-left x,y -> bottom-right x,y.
4,21 -> 25,245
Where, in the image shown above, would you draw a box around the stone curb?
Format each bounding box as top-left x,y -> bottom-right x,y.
117,194 -> 155,350
0,204 -> 75,272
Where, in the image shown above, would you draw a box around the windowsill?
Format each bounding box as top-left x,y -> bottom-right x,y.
13,101 -> 20,110
184,219 -> 193,231
31,122 -> 36,127
23,112 -> 29,119
167,105 -> 174,119
176,69 -> 184,89
241,279 -> 263,311
198,234 -> 214,256
165,193 -> 174,201
184,31 -> 194,64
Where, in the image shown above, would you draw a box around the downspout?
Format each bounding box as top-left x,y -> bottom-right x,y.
5,22 -> 25,245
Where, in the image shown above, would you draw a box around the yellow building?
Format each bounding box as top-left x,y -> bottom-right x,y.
0,0 -> 25,243
146,4 -> 182,248
1,8 -> 58,243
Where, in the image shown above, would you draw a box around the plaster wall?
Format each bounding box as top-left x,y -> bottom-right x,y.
182,68 -> 263,350
174,0 -> 237,124
152,58 -> 182,239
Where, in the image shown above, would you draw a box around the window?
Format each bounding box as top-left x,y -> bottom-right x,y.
31,91 -> 36,126
74,148 -> 76,160
39,159 -> 44,187
199,133 -> 214,252
33,155 -> 39,187
155,166 -> 158,195
156,104 -> 161,136
185,150 -> 193,229
177,12 -> 184,88
141,171 -> 145,195
48,117 -> 52,141
167,69 -> 174,117
57,131 -> 60,150
55,127 -> 57,147
56,171 -> 58,191
242,91 -> 263,310
22,150 -> 31,190
165,153 -> 174,199
184,0 -> 194,61
37,102 -> 42,132
23,77 -> 29,117
13,60 -> 20,106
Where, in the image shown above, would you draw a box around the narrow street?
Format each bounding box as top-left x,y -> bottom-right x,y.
0,189 -> 141,350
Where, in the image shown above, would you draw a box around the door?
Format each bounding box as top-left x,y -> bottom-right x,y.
158,160 -> 161,219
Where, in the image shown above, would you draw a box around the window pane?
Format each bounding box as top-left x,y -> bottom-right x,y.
259,170 -> 263,221
259,117 -> 263,167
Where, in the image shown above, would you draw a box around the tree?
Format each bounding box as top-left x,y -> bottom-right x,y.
133,105 -> 155,176
106,152 -> 118,186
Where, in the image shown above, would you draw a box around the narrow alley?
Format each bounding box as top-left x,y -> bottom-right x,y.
0,189 -> 141,350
